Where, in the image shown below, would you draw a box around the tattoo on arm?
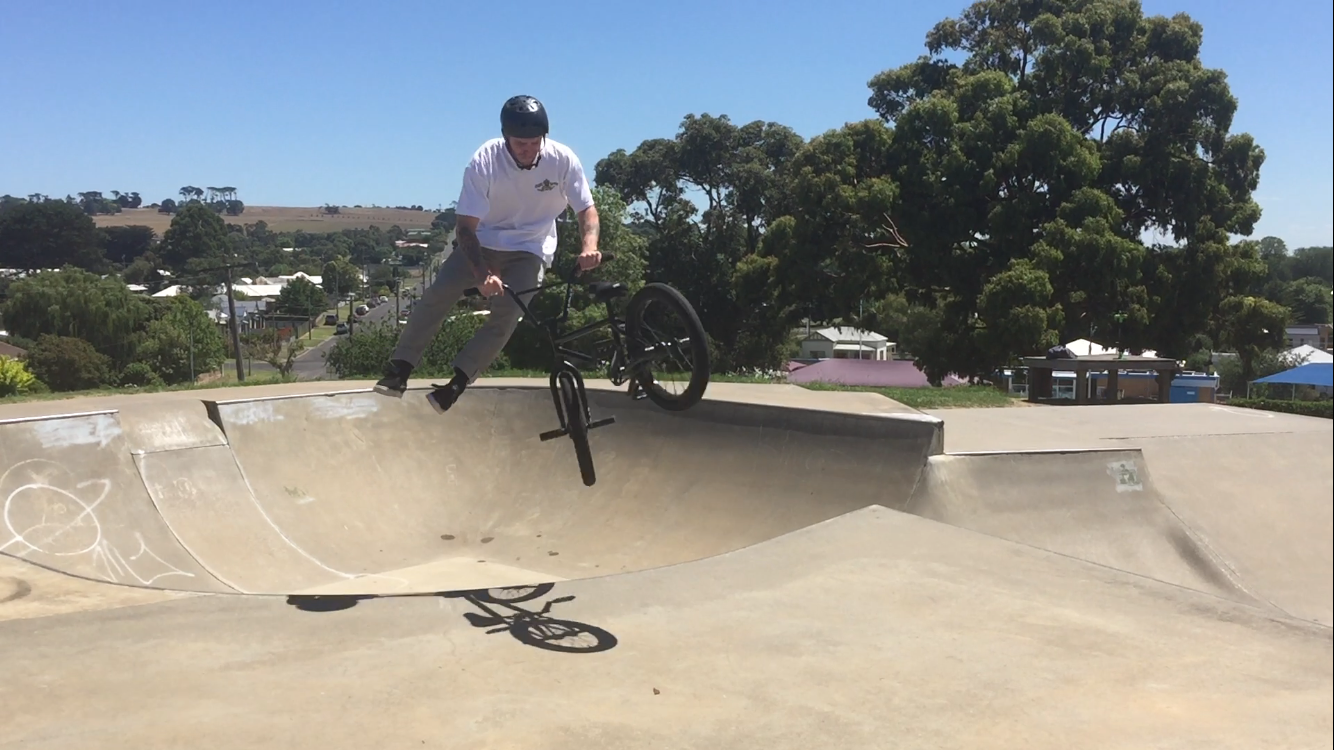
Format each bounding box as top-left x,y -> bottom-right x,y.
579,207 -> 600,249
456,225 -> 488,279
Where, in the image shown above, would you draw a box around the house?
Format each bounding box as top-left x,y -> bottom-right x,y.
797,326 -> 895,360
1286,324 -> 1332,351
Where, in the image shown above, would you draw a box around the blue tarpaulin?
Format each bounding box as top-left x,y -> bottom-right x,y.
1251,362 -> 1334,387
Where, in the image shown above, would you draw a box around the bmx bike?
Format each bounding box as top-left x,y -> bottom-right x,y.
460,253 -> 710,486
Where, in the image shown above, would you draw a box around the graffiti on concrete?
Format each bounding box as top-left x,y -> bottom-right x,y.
0,459 -> 196,586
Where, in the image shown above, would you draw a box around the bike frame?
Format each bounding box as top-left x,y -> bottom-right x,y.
466,256 -> 636,441
482,257 -> 661,391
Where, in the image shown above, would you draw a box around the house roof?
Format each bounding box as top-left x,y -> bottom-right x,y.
0,341 -> 27,358
807,326 -> 890,344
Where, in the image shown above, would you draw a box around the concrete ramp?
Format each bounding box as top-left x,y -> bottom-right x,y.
1134,430 -> 1334,626
200,386 -> 942,595
0,411 -> 231,593
903,449 -> 1258,606
3,387 -> 942,596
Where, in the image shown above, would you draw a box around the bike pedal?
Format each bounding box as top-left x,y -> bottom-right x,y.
539,428 -> 567,441
588,417 -> 616,429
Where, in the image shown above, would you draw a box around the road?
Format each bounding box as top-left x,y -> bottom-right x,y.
239,253 -> 443,382
230,292 -> 409,382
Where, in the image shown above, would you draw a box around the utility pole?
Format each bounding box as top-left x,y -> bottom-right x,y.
193,259 -> 255,382
383,254 -> 403,323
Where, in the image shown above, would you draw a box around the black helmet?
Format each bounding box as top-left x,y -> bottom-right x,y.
500,95 -> 549,139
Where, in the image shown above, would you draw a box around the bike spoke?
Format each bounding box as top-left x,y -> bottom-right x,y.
630,300 -> 700,399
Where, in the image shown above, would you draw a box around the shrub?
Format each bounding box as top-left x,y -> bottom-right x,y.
1229,398 -> 1332,419
25,335 -> 113,392
118,361 -> 165,388
0,356 -> 37,397
325,310 -> 512,379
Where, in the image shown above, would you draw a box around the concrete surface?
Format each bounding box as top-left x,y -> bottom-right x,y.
0,380 -> 1330,748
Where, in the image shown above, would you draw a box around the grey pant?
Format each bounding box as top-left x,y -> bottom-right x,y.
392,246 -> 545,382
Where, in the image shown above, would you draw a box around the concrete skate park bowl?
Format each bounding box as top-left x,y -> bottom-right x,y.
1,380 -> 1330,748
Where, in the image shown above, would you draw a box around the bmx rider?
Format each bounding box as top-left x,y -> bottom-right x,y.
373,95 -> 603,412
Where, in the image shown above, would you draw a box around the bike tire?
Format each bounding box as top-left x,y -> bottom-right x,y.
625,282 -> 711,411
558,374 -> 597,487
472,583 -> 556,604
509,617 -> 619,653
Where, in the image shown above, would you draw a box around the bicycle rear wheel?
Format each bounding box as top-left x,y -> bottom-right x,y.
625,283 -> 711,411
557,373 -> 597,486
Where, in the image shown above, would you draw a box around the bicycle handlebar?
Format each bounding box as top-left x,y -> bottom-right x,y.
463,253 -> 617,299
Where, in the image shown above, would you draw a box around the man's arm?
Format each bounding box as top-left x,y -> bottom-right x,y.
577,205 -> 600,254
454,215 -> 490,281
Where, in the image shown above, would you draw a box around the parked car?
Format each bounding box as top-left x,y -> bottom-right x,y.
354,304 -> 369,317
335,322 -> 349,335
324,313 -> 339,325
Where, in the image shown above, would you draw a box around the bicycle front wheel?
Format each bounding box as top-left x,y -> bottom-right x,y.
558,373 -> 596,486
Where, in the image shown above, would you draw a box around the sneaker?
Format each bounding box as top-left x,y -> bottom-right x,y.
426,368 -> 469,414
373,359 -> 413,398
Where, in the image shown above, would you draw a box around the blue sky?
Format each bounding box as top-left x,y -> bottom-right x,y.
2,0 -> 1330,248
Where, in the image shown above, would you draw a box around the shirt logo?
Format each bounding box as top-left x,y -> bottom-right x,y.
534,179 -> 557,192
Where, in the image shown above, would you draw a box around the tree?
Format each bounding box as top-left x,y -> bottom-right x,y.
1281,278 -> 1333,325
321,257 -> 360,298
275,277 -> 327,317
240,327 -> 305,378
842,0 -> 1266,376
0,199 -> 107,271
1216,295 -> 1290,382
0,267 -> 153,371
101,225 -> 157,265
134,295 -> 226,384
160,202 -> 230,271
596,114 -> 805,370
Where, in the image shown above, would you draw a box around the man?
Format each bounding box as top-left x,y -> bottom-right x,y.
374,95 -> 602,413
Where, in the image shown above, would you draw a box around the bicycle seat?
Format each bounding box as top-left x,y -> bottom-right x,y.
587,281 -> 628,302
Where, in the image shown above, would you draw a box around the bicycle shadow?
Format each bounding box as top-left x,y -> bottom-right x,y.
284,582 -> 618,654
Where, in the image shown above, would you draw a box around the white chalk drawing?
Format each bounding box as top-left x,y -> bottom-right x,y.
30,413 -> 122,450
308,395 -> 380,420
1106,459 -> 1144,493
218,401 -> 282,426
0,459 -> 195,586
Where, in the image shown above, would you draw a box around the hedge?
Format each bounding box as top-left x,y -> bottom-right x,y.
1227,398 -> 1333,419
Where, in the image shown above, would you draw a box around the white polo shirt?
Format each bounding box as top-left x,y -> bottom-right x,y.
454,137 -> 596,266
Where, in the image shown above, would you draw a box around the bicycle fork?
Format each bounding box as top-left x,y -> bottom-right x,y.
538,363 -> 616,442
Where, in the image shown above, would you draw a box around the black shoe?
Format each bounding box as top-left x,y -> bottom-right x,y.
426,368 -> 469,414
373,359 -> 414,398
